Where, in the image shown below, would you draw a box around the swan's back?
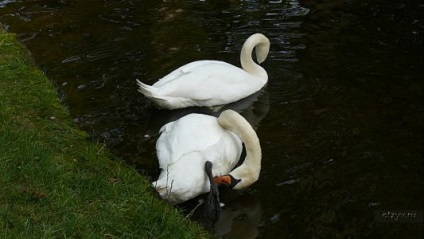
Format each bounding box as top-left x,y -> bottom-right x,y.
154,61 -> 264,103
153,61 -> 229,87
156,113 -> 242,172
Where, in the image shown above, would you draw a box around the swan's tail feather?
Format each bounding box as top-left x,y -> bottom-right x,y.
136,79 -> 157,98
136,79 -> 176,109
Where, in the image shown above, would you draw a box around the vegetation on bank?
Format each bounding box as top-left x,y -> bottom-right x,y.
0,27 -> 208,238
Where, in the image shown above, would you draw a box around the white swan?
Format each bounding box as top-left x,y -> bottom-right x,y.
137,33 -> 270,109
152,110 -> 262,205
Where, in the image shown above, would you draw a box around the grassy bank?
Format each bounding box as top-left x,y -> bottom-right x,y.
0,27 -> 208,238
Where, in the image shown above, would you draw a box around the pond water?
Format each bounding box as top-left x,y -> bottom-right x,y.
1,0 -> 423,238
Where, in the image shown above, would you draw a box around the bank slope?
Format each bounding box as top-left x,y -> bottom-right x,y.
0,29 -> 208,238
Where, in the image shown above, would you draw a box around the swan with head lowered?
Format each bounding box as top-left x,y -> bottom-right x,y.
137,33 -> 270,109
152,110 -> 262,205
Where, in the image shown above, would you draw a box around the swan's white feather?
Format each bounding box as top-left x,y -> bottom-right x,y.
156,113 -> 241,172
155,60 -> 263,102
137,33 -> 270,109
153,113 -> 243,204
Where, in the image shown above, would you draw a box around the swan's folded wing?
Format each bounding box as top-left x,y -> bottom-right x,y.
154,60 -> 222,87
203,131 -> 243,176
156,114 -> 222,169
155,62 -> 255,101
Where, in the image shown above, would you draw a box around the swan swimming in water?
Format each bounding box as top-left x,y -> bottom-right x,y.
152,110 -> 262,205
137,33 -> 270,109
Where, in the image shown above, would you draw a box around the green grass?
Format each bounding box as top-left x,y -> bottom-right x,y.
0,27 -> 208,238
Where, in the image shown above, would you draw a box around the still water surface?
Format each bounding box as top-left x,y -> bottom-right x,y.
1,0 -> 423,238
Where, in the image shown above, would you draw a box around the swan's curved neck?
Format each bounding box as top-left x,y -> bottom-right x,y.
218,110 -> 262,189
240,34 -> 270,80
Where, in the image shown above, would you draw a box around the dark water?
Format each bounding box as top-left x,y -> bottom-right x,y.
1,0 -> 423,238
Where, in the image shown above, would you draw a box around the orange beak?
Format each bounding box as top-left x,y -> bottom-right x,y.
213,175 -> 231,186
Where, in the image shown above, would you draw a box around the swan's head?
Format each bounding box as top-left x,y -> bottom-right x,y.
244,33 -> 270,64
240,33 -> 270,78
254,34 -> 270,64
213,166 -> 260,190
213,174 -> 241,189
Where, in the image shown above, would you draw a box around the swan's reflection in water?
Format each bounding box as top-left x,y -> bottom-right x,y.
141,89 -> 269,139
214,192 -> 262,239
188,190 -> 262,239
